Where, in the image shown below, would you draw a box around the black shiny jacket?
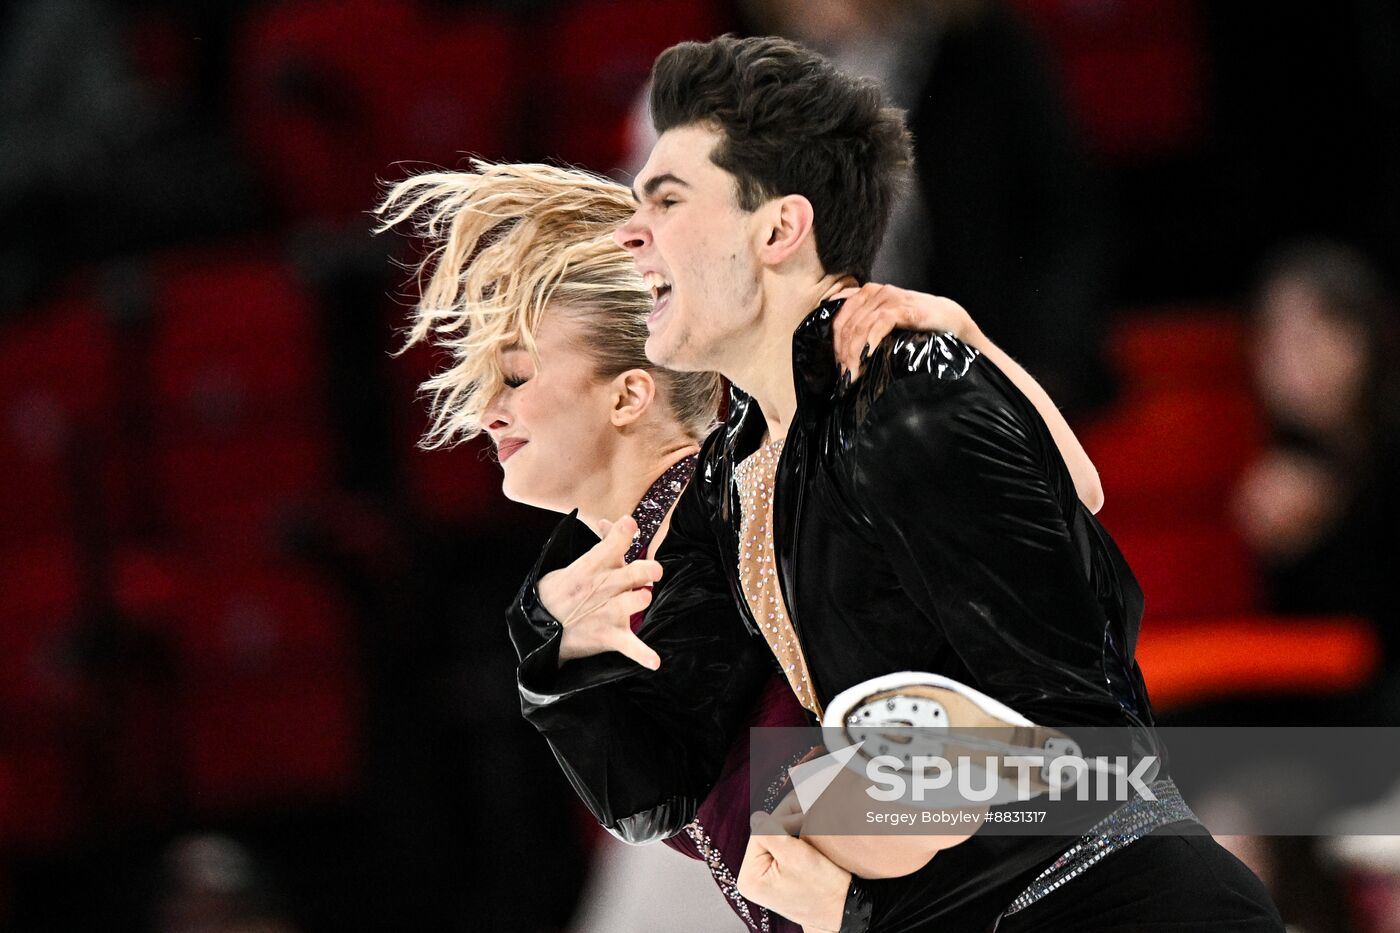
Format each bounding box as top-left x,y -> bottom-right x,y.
710,301 -> 1155,731
509,299 -> 1162,931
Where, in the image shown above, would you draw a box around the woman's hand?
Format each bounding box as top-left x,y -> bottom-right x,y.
536,516 -> 663,670
832,283 -> 973,380
738,811 -> 851,933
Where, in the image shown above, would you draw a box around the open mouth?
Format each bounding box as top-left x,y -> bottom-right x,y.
649,286 -> 672,323
642,272 -> 673,324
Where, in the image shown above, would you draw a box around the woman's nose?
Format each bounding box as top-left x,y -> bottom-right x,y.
483,393 -> 511,433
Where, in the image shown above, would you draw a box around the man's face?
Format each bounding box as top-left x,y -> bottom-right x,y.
615,124 -> 763,373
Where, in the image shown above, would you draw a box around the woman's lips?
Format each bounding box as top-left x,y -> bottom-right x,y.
497,439 -> 527,463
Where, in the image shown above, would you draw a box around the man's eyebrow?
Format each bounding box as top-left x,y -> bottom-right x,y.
631,172 -> 691,202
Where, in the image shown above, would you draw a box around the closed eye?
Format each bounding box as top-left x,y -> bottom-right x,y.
502,374 -> 528,388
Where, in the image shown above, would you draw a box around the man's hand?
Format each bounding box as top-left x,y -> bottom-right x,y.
536,516 -> 663,670
738,811 -> 851,933
832,283 -> 974,380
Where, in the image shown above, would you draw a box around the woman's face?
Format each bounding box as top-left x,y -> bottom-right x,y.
482,310 -> 619,512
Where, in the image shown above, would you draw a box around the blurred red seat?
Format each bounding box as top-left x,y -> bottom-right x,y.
0,298 -> 120,547
158,561 -> 354,671
0,745 -> 80,851
134,556 -> 362,813
1,254 -> 366,828
1084,386 -> 1263,526
1106,309 -> 1254,394
180,668 -> 359,814
147,247 -> 325,417
1084,310 -> 1259,519
1137,615 -> 1379,711
0,541 -> 92,723
153,433 -> 332,552
1009,0 -> 1207,160
1084,308 -> 1267,617
234,0 -> 519,222
0,541 -> 96,851
539,0 -> 726,171
141,247 -> 335,549
1107,523 -> 1259,620
176,563 -> 360,813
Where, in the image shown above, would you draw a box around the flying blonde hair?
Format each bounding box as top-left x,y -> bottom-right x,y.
376,160 -> 721,447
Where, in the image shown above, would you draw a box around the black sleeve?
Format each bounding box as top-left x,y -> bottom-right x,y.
506,484 -> 774,844
839,878 -> 875,933
850,342 -> 1120,727
838,339 -> 1154,931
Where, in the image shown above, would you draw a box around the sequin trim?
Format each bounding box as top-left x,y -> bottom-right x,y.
763,746 -> 820,812
625,454 -> 698,563
684,819 -> 770,932
1001,779 -> 1197,917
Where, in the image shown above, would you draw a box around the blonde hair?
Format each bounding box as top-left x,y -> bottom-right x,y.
376,161 -> 722,447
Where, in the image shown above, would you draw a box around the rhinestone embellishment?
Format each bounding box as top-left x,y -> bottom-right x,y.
1002,779 -> 1197,916
684,819 -> 770,932
733,436 -> 820,716
625,453 -> 698,563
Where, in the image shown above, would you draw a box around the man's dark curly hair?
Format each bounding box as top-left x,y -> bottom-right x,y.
650,35 -> 913,282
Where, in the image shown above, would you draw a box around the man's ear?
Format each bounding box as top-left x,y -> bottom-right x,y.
756,194 -> 816,267
610,369 -> 657,428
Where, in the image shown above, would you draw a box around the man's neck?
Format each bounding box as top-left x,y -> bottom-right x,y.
725,273 -> 850,442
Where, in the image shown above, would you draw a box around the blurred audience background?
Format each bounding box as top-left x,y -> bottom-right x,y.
1,1 -> 1397,931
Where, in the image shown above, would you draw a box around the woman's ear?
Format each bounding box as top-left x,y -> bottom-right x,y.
610,369 -> 658,427
756,194 -> 817,267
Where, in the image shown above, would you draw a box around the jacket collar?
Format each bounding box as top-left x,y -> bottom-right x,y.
790,297 -> 845,416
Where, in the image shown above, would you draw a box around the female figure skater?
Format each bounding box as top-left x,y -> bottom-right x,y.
377,161 -> 1109,931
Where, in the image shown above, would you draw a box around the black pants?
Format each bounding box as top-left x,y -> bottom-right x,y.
994,824 -> 1285,932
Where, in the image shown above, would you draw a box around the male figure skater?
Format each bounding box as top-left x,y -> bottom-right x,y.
527,35 -> 1284,931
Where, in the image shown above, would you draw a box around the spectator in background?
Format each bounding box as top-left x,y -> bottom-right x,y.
0,0 -> 257,315
1234,240 -> 1400,722
1175,242 -> 1400,933
154,835 -> 300,933
735,0 -> 1115,415
1325,780 -> 1400,933
1329,840 -> 1400,933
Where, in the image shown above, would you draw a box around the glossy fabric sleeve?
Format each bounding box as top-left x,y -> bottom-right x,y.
850,345 -> 1117,725
506,489 -> 773,844
839,877 -> 875,933
836,344 -> 1132,930
505,511 -> 587,671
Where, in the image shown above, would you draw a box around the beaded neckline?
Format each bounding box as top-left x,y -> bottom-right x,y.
624,453 -> 698,564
